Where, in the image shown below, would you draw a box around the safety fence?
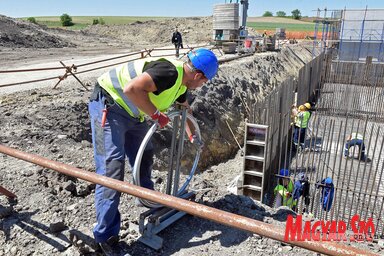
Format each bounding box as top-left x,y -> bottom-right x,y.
248,49 -> 384,238
0,45 -> 213,90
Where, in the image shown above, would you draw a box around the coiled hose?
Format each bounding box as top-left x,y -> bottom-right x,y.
132,110 -> 201,208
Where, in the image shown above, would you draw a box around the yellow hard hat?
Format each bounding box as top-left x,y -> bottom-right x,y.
304,103 -> 311,109
298,105 -> 305,111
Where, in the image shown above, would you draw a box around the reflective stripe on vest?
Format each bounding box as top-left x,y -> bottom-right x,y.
295,111 -> 310,128
97,57 -> 186,121
109,63 -> 140,117
351,133 -> 364,141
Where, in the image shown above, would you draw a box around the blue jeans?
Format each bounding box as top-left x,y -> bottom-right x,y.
89,91 -> 154,243
294,126 -> 306,148
344,139 -> 365,159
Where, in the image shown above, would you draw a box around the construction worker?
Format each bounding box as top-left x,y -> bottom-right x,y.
88,48 -> 218,255
274,169 -> 295,209
344,133 -> 366,161
262,30 -> 268,38
293,103 -> 311,151
171,27 -> 183,58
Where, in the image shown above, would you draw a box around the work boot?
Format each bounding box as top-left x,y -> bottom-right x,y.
98,236 -> 131,256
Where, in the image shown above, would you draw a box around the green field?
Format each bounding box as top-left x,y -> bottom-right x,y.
21,16 -> 170,30
21,16 -> 316,32
247,22 -> 316,32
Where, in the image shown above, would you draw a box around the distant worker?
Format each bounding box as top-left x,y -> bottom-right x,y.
262,30 -> 268,38
293,103 -> 311,151
274,169 -> 296,209
171,27 -> 183,58
344,132 -> 366,161
88,48 -> 218,255
292,172 -> 310,213
290,104 -> 298,124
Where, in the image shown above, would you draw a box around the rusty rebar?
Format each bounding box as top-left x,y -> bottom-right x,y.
0,144 -> 377,256
0,185 -> 17,199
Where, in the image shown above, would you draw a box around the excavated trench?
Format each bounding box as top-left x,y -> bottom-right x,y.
0,46 -> 313,173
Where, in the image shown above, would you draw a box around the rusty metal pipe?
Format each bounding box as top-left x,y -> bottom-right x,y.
0,144 -> 377,256
0,185 -> 17,199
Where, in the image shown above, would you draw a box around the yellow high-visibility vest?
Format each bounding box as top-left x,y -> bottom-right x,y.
295,111 -> 310,128
97,57 -> 186,121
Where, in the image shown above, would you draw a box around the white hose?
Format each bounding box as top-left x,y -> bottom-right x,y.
132,110 -> 201,208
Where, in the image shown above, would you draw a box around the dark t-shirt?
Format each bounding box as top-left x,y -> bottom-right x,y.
143,60 -> 187,103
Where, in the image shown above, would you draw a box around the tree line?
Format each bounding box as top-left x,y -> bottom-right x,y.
262,9 -> 302,20
27,14 -> 105,27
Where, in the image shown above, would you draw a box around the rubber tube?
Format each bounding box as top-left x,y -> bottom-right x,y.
132,110 -> 201,208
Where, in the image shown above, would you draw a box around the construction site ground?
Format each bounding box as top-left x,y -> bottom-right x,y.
0,15 -> 383,256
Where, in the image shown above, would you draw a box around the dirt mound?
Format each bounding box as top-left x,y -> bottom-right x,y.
82,17 -> 213,49
0,15 -> 74,48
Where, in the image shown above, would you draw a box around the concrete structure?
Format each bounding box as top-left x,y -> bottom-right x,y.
213,3 -> 239,40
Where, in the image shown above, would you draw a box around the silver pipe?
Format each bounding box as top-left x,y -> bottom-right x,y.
166,116 -> 179,195
172,109 -> 188,196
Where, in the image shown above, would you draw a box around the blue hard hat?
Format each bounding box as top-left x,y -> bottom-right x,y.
324,177 -> 333,184
279,169 -> 290,177
187,48 -> 218,80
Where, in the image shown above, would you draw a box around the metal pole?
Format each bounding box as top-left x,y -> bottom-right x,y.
357,7 -> 368,61
0,144 -> 378,256
0,185 -> 17,199
339,8 -> 346,60
166,116 -> 179,195
331,120 -> 345,222
172,108 -> 187,196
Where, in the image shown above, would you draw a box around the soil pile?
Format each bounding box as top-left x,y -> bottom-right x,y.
0,15 -> 74,48
82,17 -> 214,50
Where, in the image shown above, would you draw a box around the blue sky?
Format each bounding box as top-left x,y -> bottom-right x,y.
0,0 -> 382,18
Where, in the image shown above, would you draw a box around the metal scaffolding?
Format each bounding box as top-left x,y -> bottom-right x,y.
313,8 -> 384,62
312,8 -> 342,59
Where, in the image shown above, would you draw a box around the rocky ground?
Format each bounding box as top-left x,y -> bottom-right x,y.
0,15 -> 382,256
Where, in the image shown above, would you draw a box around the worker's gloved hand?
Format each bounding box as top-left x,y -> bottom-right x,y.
189,134 -> 204,150
151,110 -> 169,128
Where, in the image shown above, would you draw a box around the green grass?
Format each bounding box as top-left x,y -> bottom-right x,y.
21,16 -> 170,30
21,16 -> 316,32
247,22 -> 316,32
